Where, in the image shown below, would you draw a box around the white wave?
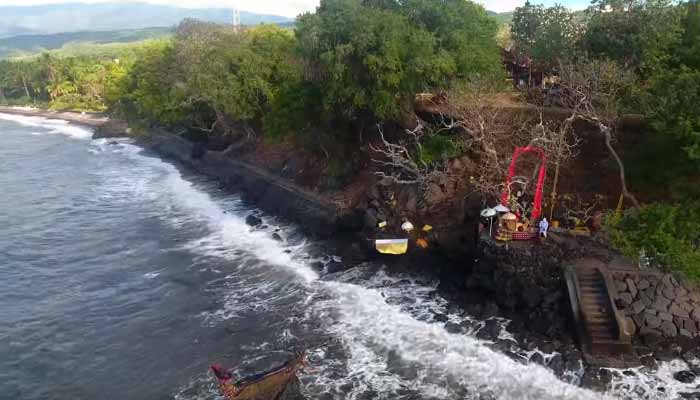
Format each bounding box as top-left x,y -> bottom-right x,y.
150,171 -> 600,399
607,359 -> 699,400
0,112 -> 93,139
105,140 -> 625,399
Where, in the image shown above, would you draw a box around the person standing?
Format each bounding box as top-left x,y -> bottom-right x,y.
539,218 -> 549,239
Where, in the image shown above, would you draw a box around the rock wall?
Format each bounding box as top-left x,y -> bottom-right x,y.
612,271 -> 700,339
133,130 -> 345,237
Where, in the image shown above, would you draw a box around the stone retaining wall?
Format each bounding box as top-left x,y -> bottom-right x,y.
612,271 -> 700,339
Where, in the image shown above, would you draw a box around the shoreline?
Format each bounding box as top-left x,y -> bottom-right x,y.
3,107 -> 699,395
0,106 -> 109,127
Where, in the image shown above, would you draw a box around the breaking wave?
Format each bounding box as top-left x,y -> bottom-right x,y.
0,113 -> 93,139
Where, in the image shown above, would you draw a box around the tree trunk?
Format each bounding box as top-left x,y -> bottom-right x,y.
549,160 -> 560,221
600,122 -> 641,209
21,75 -> 31,100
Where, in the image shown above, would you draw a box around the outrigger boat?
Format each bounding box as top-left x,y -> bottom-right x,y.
210,351 -> 306,400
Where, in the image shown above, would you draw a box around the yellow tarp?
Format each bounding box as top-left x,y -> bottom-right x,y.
375,239 -> 409,255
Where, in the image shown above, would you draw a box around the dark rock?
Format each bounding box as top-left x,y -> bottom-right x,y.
671,304 -> 691,318
683,349 -> 700,368
680,329 -> 694,339
640,356 -> 657,369
325,261 -> 345,274
654,346 -> 676,362
616,280 -> 628,292
684,318 -> 698,333
529,352 -> 545,365
271,233 -> 283,242
581,367 -> 613,392
661,320 -> 678,337
618,292 -> 633,307
548,353 -> 565,376
680,392 -> 700,400
653,297 -> 671,312
632,300 -> 646,314
642,331 -> 664,347
433,313 -> 449,323
363,208 -> 378,230
522,287 -> 542,308
444,322 -> 463,334
481,302 -> 499,319
646,314 -> 662,329
693,308 -> 700,322
674,370 -> 698,384
245,215 -> 263,227
637,279 -> 650,290
627,278 -> 638,298
310,261 -> 324,272
663,287 -> 677,301
659,312 -> 674,322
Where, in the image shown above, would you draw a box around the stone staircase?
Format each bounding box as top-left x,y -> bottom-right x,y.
565,261 -> 637,367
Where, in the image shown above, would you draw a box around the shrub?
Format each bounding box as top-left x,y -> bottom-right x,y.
604,202 -> 700,280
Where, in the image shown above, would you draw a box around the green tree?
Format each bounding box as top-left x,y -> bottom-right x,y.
680,0 -> 700,68
295,0 -> 499,129
583,0 -> 683,74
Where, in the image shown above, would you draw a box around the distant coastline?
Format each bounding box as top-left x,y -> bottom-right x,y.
0,106 -> 109,127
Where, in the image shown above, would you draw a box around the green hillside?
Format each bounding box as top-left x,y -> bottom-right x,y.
0,27 -> 171,59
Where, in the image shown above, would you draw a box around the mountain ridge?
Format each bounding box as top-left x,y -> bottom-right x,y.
0,2 -> 293,38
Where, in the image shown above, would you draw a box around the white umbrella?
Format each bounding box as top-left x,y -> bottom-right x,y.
480,208 -> 497,237
494,204 -> 510,213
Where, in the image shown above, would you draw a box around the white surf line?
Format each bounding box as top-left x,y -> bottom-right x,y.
112,138 -> 610,399
0,112 -> 93,139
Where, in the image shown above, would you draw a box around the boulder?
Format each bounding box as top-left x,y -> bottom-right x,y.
640,355 -> 657,369
660,312 -> 674,322
637,279 -> 650,290
581,367 -> 612,392
653,297 -> 671,312
674,370 -> 697,384
663,287 -> 677,301
616,280 -> 628,292
680,329 -> 694,339
529,352 -> 545,365
627,278 -> 638,298
661,321 -> 678,337
690,292 -> 700,303
271,233 -> 283,242
632,300 -> 646,315
682,349 -> 700,368
683,318 -> 698,333
671,304 -> 691,318
693,308 -> 700,322
522,287 -> 542,308
677,286 -> 689,298
618,292 -> 634,307
245,214 -> 263,227
646,314 -> 662,329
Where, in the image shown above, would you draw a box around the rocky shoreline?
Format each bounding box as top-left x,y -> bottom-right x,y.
3,107 -> 699,394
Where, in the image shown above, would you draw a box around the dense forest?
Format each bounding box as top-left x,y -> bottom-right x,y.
1,0 -> 699,279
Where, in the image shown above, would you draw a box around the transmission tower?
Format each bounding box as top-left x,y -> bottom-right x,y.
233,7 -> 241,32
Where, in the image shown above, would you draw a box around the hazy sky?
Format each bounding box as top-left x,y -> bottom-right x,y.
0,0 -> 592,17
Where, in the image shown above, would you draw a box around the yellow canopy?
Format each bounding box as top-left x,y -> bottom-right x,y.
375,239 -> 409,255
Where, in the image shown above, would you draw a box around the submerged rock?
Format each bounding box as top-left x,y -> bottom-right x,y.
245,214 -> 263,227
674,370 -> 698,384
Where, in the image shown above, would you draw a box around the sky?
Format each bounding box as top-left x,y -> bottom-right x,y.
0,0 -> 592,17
